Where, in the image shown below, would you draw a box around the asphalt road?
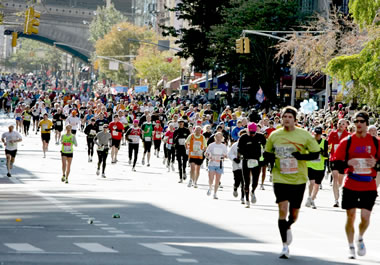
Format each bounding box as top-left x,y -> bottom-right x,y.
0,114 -> 379,265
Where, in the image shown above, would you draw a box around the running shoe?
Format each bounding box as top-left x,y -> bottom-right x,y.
207,189 -> 211,196
333,201 -> 339,207
357,239 -> 366,256
286,229 -> 292,245
43,154 -> 46,158
90,157 -> 93,162
65,178 -> 68,184
7,173 -> 11,178
162,158 -> 166,165
147,163 -> 150,167
61,175 -> 65,182
311,200 -> 317,209
183,173 -> 187,180
213,194 -> 218,200
88,157 -> 91,162
96,169 -> 100,176
102,174 -> 106,178
187,180 -> 192,188
128,159 -> 131,165
260,184 -> 265,190
233,189 -> 238,198
132,167 -> 136,172
194,183 -> 198,188
245,201 -> 250,208
348,246 -> 356,259
251,192 -> 257,204
178,179 -> 183,183
171,163 -> 175,172
142,159 -> 145,165
305,197 -> 312,207
241,197 -> 245,204
279,245 -> 290,259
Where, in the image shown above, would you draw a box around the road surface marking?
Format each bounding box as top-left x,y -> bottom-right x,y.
74,243 -> 118,253
168,243 -> 261,256
108,230 -> 124,234
58,235 -> 250,240
94,224 -> 109,227
176,258 -> 198,263
101,227 -> 117,230
5,243 -> 44,252
140,243 -> 190,256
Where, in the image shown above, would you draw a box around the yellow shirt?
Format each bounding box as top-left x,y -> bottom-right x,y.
39,120 -> 53,134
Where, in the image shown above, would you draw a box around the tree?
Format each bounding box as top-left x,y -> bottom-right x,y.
160,0 -> 230,72
89,3 -> 127,43
5,39 -> 64,73
209,0 -> 308,103
95,22 -> 156,85
134,46 -> 181,92
325,1 -> 380,106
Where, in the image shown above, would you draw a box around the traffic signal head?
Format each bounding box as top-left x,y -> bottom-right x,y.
23,8 -> 30,34
24,7 -> 40,35
11,32 -> 18,47
235,38 -> 243,53
243,37 -> 250,53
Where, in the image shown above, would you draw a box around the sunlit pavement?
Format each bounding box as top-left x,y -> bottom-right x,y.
0,115 -> 379,265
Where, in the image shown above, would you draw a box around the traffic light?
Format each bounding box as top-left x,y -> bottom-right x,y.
235,38 -> 243,53
24,7 -> 40,35
11,32 -> 17,47
243,37 -> 250,53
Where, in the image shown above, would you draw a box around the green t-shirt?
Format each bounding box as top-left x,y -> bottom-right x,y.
142,122 -> 153,138
265,127 -> 320,185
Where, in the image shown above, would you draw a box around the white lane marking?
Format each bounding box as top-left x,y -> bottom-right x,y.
101,227 -> 116,230
58,235 -> 249,240
108,231 -> 124,234
168,243 -> 261,256
94,224 -> 109,227
140,243 -> 189,256
77,215 -> 89,218
5,243 -> 44,252
176,258 -> 198,263
74,243 -> 118,253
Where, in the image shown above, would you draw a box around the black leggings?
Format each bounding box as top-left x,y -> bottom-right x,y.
242,160 -> 261,200
129,143 -> 139,167
87,137 -> 94,157
166,146 -> 175,165
97,149 -> 108,174
143,140 -> 152,154
176,151 -> 188,179
154,139 -> 161,152
233,169 -> 244,197
23,120 -> 31,135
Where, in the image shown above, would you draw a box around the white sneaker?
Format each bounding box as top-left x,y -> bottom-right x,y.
311,200 -> 317,209
357,239 -> 366,256
251,192 -> 257,204
187,180 -> 192,188
241,197 -> 245,204
162,158 -> 166,165
286,229 -> 292,245
348,246 -> 356,259
102,173 -> 106,178
213,194 -> 218,200
207,189 -> 211,196
178,179 -> 183,183
128,159 -> 131,165
96,169 -> 100,176
194,183 -> 198,188
245,200 -> 250,208
88,157 -> 91,162
167,167 -> 170,172
260,184 -> 265,190
233,189 -> 238,198
132,167 -> 136,172
279,245 -> 290,259
305,197 -> 312,207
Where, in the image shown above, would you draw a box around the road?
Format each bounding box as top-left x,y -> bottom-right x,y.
0,115 -> 379,265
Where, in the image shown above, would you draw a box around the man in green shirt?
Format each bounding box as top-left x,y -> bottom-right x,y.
264,106 -> 320,259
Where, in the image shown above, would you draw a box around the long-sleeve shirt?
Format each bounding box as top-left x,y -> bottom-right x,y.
228,142 -> 242,171
94,131 -> 112,149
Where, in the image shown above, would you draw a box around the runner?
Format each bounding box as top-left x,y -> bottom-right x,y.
305,126 -> 328,209
22,105 -> 32,136
205,132 -> 228,199
65,110 -> 81,135
38,113 -> 53,158
60,124 -> 78,184
14,104 -> 23,133
52,108 -> 65,145
331,111 -> 379,259
109,114 -> 124,164
126,119 -> 141,171
84,118 -> 97,162
328,118 -> 349,207
141,115 -> 154,166
153,120 -> 163,158
164,123 -> 176,172
174,119 -> 190,182
1,125 -> 22,177
31,104 -> 41,133
94,124 -> 112,178
186,126 -> 207,188
264,106 -> 320,259
228,129 -> 246,203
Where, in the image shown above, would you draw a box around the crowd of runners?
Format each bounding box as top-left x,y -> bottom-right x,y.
1,74 -> 380,260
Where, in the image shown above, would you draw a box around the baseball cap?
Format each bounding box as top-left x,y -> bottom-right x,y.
133,119 -> 139,124
155,120 -> 161,123
314,127 -> 323,134
248,122 -> 257,132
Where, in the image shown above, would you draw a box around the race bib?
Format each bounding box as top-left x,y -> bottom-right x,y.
90,129 -> 96,136
155,132 -> 161,138
168,138 -> 173,144
56,121 -> 62,126
112,130 -> 119,136
145,137 -> 151,142
178,138 -> 186,145
63,143 -> 71,152
247,159 -> 258,168
129,135 -> 139,143
350,158 -> 372,174
193,141 -> 201,152
280,158 -> 298,174
42,124 -> 48,131
167,144 -> 172,150
99,126 -> 103,131
97,145 -> 104,151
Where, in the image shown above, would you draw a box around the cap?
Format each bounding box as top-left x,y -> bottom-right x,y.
155,120 -> 161,124
178,118 -> 185,123
133,119 -> 139,124
314,127 -> 323,134
248,122 -> 257,132
338,103 -> 343,108
196,120 -> 202,124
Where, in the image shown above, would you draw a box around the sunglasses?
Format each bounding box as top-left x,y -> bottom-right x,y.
354,120 -> 366,124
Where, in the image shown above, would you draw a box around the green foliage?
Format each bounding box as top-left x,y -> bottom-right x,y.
349,0 -> 380,28
95,22 -> 157,85
89,3 -> 126,43
5,39 -> 64,73
134,47 -> 181,92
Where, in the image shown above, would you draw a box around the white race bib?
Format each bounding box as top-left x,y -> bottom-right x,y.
145,137 -> 151,142
247,159 -> 258,168
155,132 -> 161,138
112,130 -> 119,136
350,158 -> 372,174
178,138 -> 186,145
63,143 -> 71,152
280,158 -> 298,174
56,121 -> 62,126
90,129 -> 96,136
129,135 -> 139,143
42,124 -> 48,131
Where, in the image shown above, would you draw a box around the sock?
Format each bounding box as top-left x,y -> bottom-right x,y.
278,219 -> 288,243
358,235 -> 363,241
349,243 -> 354,248
287,214 -> 295,229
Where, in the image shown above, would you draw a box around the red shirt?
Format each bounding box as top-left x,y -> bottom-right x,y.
165,131 -> 174,145
153,126 -> 163,140
334,134 -> 380,191
266,127 -> 276,136
328,130 -> 349,160
109,121 -> 124,140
